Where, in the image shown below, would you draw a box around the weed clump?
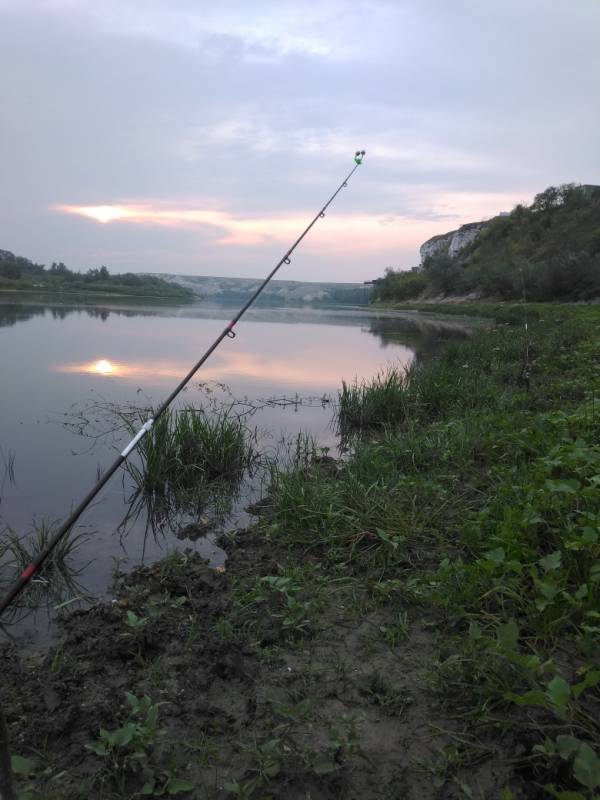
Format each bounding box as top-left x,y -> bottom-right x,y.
338,367 -> 410,433
0,518 -> 90,614
128,406 -> 253,497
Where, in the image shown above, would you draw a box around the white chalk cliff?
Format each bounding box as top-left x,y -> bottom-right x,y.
420,220 -> 489,264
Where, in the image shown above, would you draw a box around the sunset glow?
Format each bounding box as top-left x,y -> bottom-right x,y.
61,205 -> 134,224
57,358 -> 182,379
53,196 -> 526,255
93,359 -> 116,374
55,346 -> 414,389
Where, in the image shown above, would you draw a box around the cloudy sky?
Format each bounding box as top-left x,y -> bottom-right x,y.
1,1 -> 598,282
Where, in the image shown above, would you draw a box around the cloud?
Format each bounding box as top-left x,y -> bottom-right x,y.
55,187 -> 528,259
55,201 -> 433,249
1,0 -> 599,280
179,117 -> 495,175
12,0 -> 350,59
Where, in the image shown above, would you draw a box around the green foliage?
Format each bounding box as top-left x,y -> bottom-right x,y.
536,736 -> 600,795
141,773 -> 194,796
338,367 -> 410,433
86,693 -> 163,761
337,325 -> 517,435
85,693 -> 193,796
423,252 -> 471,295
126,609 -> 149,629
224,737 -> 287,798
372,268 -> 428,302
127,406 -> 253,497
372,184 -> 600,302
0,251 -> 194,300
260,304 -> 600,794
379,610 -> 410,646
230,569 -> 320,640
10,754 -> 45,800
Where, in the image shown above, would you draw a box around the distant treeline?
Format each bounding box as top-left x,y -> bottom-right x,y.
0,251 -> 194,301
373,184 -> 600,302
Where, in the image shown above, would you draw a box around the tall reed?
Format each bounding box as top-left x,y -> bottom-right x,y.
337,330 -> 516,436
127,406 -> 253,497
338,366 -> 411,434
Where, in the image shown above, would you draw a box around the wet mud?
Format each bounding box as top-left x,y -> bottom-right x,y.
2,531 -> 521,799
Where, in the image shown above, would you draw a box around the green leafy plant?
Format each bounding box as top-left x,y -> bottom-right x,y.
379,610 -> 410,646
11,755 -> 38,800
125,609 -> 149,630
224,737 -> 286,798
86,693 -> 192,796
86,693 -> 163,762
535,735 -> 600,796
141,769 -> 194,796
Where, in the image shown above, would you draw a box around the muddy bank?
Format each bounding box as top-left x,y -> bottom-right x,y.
1,528 -> 516,799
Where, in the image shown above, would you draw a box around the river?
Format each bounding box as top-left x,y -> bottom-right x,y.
0,296 -> 475,644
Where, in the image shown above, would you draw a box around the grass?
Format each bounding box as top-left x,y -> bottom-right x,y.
0,518 -> 91,614
338,367 -> 411,433
119,406 -> 255,545
337,319 -> 530,437
127,406 -> 254,497
260,303 -> 600,796
7,302 -> 600,800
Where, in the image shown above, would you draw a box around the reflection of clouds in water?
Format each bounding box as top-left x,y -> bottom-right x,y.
201,348 -> 414,388
55,344 -> 415,389
51,312 -> 476,392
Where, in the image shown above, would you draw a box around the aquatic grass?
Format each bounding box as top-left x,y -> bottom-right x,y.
175,408 -> 253,480
269,432 -> 323,472
337,324 -> 528,436
0,518 -> 91,613
338,367 -> 411,434
130,413 -> 175,494
127,405 -> 254,497
118,403 -> 263,544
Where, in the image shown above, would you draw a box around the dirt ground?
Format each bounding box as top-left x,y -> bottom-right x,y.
2,528 -> 531,799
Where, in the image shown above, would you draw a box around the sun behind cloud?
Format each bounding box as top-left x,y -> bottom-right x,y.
58,204 -> 134,224
53,200 -> 484,255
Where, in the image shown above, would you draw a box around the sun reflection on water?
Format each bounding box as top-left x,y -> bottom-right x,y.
58,358 -> 131,378
55,345 -> 414,387
56,358 -> 183,380
93,359 -> 117,375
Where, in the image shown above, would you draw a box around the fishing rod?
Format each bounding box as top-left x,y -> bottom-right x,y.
0,149 -> 367,617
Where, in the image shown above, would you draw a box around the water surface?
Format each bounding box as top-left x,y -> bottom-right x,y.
0,296 -> 474,643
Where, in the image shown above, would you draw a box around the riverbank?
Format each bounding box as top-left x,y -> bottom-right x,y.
3,302 -> 600,799
0,287 -> 195,303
